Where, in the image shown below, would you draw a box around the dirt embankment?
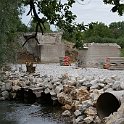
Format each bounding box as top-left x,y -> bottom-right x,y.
17,51 -> 40,64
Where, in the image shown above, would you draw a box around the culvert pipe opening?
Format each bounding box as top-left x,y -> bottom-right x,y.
15,88 -> 36,104
96,92 -> 121,119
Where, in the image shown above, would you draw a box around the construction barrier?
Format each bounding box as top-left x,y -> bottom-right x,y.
59,56 -> 71,66
103,57 -> 124,70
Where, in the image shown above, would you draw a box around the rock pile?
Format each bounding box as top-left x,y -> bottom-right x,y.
0,64 -> 124,124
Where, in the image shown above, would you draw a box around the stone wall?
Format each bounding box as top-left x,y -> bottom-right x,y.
17,32 -> 65,63
79,43 -> 121,68
40,43 -> 65,63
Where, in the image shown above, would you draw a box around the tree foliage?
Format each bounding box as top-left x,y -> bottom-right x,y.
82,21 -> 124,48
0,0 -> 27,67
83,22 -> 113,39
109,21 -> 124,38
103,0 -> 124,16
22,0 -> 86,38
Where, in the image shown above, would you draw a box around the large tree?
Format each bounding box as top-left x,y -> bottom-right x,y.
0,0 -> 27,66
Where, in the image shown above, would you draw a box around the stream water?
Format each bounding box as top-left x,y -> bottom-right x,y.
0,101 -> 72,124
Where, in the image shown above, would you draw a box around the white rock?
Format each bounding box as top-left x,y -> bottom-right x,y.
74,110 -> 82,117
80,100 -> 93,112
50,90 -> 56,96
120,82 -> 124,90
0,97 -> 5,101
1,84 -> 6,91
90,79 -> 98,85
12,79 -> 20,86
5,71 -> 10,76
90,89 -> 103,101
67,80 -> 76,86
35,78 -> 42,83
84,116 -> 94,124
94,116 -> 101,124
90,84 -> 99,89
111,75 -> 120,81
1,91 -> 9,99
36,83 -> 43,87
99,78 -> 105,83
75,115 -> 84,123
105,78 -> 114,84
54,81 -> 61,86
55,84 -> 63,94
0,81 -> 3,86
44,88 -> 50,94
78,78 -> 87,84
5,82 -> 12,90
12,85 -> 21,91
84,107 -> 97,116
43,82 -> 52,89
98,83 -> 105,88
112,81 -> 121,90
62,110 -> 71,116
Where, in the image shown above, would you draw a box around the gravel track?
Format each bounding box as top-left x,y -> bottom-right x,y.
11,63 -> 124,81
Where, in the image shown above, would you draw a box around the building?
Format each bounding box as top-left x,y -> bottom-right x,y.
78,43 -> 121,68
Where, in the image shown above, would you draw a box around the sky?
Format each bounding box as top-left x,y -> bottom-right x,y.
21,0 -> 124,29
71,0 -> 124,25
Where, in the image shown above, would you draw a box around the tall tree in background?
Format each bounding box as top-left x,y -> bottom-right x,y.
82,21 -> 124,48
83,22 -> 113,39
109,21 -> 124,38
109,21 -> 124,48
82,22 -> 116,44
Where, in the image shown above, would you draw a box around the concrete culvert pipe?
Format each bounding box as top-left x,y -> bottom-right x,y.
96,92 -> 121,119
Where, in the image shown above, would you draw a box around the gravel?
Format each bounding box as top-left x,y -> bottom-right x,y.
10,63 -> 124,81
